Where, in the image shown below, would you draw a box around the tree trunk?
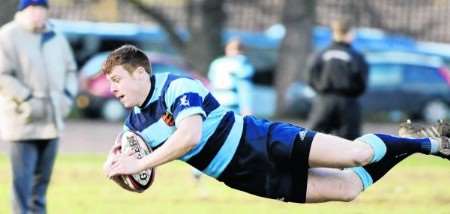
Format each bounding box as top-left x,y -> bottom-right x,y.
185,0 -> 225,75
0,0 -> 18,26
127,0 -> 225,76
275,0 -> 315,116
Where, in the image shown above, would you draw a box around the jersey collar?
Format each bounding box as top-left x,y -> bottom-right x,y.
139,75 -> 155,109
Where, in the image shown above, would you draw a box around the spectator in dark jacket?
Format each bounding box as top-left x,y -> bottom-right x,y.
305,19 -> 368,140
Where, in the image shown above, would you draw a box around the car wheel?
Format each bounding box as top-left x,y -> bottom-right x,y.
101,99 -> 126,122
422,100 -> 448,123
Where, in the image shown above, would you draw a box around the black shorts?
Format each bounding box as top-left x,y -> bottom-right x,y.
217,116 -> 316,203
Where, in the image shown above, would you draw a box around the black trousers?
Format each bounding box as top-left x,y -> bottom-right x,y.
307,94 -> 361,140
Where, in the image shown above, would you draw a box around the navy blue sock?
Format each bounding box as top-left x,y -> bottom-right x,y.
363,134 -> 432,183
374,134 -> 432,155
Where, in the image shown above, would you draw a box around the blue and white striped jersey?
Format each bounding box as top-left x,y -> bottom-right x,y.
123,73 -> 244,178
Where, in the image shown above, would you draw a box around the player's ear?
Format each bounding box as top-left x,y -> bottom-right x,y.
135,66 -> 147,79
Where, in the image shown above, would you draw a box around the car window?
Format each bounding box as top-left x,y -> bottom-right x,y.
444,59 -> 450,69
403,65 -> 446,86
81,54 -> 108,77
369,64 -> 402,89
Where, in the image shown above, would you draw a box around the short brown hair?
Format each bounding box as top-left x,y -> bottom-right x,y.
331,19 -> 352,40
101,45 -> 151,75
225,38 -> 244,53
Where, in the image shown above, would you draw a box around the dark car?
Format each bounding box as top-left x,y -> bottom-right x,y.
285,51 -> 450,122
76,52 -> 208,121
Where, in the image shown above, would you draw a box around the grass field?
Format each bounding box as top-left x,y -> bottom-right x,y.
1,154 -> 450,214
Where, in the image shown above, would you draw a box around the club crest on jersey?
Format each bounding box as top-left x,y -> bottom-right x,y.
298,130 -> 307,141
162,112 -> 175,126
180,95 -> 190,107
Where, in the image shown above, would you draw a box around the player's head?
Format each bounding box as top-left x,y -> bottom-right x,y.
331,19 -> 353,43
102,45 -> 152,76
102,45 -> 152,108
225,38 -> 244,56
16,0 -> 49,33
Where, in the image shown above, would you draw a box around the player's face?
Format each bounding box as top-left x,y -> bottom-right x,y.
107,65 -> 150,108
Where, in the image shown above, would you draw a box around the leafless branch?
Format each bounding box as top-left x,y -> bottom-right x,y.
127,0 -> 186,52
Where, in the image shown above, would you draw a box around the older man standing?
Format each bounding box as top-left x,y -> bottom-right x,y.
0,0 -> 78,213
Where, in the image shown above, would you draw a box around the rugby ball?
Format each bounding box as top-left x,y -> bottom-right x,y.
116,130 -> 155,193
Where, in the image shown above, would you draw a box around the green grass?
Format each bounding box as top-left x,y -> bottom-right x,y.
1,154 -> 450,214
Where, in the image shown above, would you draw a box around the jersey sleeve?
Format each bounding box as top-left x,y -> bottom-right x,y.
164,78 -> 207,127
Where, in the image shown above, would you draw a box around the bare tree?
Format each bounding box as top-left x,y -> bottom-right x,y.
0,0 -> 18,26
275,0 -> 315,116
357,0 -> 440,38
127,0 -> 225,75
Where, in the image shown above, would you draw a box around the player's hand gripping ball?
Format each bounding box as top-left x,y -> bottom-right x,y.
112,130 -> 155,193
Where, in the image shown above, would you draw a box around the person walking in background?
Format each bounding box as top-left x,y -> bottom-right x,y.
208,38 -> 255,116
305,19 -> 368,140
0,0 -> 78,213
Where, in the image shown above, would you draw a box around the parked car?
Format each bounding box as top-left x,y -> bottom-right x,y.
76,52 -> 208,121
285,51 -> 450,122
415,41 -> 450,68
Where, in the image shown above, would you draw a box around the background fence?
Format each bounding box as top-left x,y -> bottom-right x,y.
49,0 -> 450,43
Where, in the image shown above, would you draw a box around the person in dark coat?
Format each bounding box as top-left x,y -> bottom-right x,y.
306,19 -> 368,140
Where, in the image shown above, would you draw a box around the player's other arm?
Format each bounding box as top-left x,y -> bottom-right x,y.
103,134 -> 123,174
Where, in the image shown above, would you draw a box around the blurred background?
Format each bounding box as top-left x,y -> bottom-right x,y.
1,0 -> 450,213
2,0 -> 449,123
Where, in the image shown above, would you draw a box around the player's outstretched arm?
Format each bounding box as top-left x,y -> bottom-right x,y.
103,132 -> 125,174
106,115 -> 203,177
139,114 -> 203,168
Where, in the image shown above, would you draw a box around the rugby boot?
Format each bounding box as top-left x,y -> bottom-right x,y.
398,119 -> 450,160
